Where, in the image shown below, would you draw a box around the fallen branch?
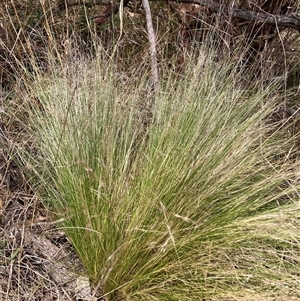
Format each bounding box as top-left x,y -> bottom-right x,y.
171,0 -> 300,31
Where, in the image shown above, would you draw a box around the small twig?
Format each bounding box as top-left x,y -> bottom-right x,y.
283,105 -> 300,118
0,122 -> 9,143
92,0 -> 131,25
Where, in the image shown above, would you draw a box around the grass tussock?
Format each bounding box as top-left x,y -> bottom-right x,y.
20,49 -> 300,301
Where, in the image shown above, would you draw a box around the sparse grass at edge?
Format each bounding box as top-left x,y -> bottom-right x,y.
15,49 -> 300,301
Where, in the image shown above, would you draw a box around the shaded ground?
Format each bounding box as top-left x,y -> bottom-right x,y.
0,125 -> 101,300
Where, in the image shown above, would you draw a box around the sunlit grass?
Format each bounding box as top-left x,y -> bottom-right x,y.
21,49 -> 300,301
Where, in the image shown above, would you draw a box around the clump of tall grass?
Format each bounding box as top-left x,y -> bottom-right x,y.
22,49 -> 300,301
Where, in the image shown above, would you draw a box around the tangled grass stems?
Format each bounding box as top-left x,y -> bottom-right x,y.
20,49 -> 300,301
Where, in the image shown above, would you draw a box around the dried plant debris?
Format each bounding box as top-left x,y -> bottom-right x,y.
0,136 -> 99,300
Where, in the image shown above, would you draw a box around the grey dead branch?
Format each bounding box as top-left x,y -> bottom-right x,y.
142,0 -> 159,94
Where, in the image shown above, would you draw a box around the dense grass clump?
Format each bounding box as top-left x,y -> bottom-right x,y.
23,50 -> 300,301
